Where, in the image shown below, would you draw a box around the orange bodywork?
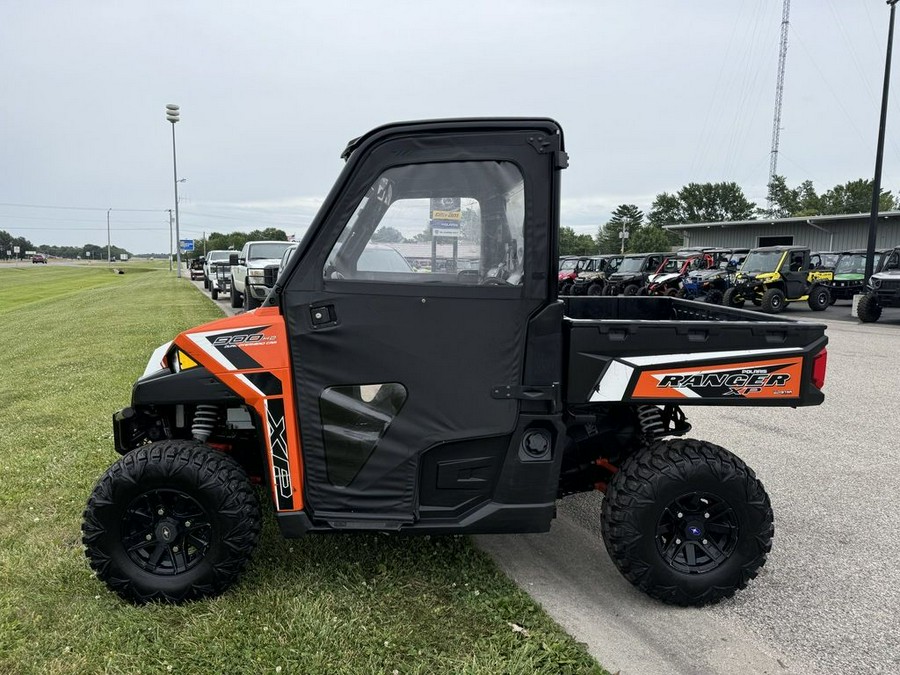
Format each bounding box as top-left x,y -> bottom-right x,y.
172,307 -> 303,512
631,357 -> 805,400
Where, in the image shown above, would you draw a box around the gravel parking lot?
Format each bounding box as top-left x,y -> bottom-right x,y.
195,276 -> 898,674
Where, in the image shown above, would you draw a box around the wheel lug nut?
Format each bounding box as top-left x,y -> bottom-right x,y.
173,546 -> 179,552
702,539 -> 708,545
675,538 -> 681,545
704,512 -> 709,519
677,512 -> 683,518
157,509 -> 164,515
145,534 -> 152,541
185,521 -> 191,527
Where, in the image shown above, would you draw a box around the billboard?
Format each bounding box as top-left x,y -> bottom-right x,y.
430,197 -> 461,238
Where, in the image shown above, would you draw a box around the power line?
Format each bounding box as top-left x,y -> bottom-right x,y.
0,202 -> 163,212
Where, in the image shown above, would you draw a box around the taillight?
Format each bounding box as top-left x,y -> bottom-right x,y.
812,349 -> 827,389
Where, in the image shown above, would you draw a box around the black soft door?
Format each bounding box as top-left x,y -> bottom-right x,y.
281,123 -> 557,521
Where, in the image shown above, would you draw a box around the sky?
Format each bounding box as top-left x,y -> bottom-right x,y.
2,0 -> 900,254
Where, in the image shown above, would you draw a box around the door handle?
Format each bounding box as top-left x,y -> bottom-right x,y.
310,304 -> 336,327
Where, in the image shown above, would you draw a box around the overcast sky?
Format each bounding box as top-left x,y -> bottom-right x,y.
3,0 -> 899,253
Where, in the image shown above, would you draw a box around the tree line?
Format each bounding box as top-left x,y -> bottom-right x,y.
0,230 -> 132,260
560,176 -> 898,256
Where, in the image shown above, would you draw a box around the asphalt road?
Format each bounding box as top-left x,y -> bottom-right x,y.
480,311 -> 900,675
193,276 -> 898,674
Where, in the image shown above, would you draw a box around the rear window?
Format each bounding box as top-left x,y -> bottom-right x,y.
248,243 -> 292,261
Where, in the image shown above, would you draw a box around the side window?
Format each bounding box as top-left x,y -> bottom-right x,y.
324,161 -> 525,286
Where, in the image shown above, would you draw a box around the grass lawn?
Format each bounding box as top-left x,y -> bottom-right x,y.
0,266 -> 605,674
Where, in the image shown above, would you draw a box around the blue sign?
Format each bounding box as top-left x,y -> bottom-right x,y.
179,239 -> 194,252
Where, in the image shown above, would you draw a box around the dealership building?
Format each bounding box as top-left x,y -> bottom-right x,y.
663,211 -> 900,251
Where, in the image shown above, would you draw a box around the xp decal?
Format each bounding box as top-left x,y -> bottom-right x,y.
632,357 -> 804,399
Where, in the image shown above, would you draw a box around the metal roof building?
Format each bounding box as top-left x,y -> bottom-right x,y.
663,211 -> 900,252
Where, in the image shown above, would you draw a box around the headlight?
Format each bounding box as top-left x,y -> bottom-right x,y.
872,277 -> 882,289
248,268 -> 266,278
168,347 -> 199,373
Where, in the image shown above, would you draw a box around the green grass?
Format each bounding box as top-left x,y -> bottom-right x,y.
0,267 -> 604,675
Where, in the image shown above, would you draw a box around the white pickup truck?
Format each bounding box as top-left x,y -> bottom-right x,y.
230,240 -> 293,310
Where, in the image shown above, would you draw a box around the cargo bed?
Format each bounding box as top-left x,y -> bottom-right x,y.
564,296 -> 827,406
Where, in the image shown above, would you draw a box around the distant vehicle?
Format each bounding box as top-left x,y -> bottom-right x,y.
189,257 -> 205,281
604,252 -> 666,295
32,254 -> 47,264
230,241 -> 294,310
202,251 -> 232,290
857,245 -> 900,322
828,249 -> 888,303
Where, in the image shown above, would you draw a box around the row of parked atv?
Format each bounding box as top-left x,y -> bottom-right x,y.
559,245 -> 900,315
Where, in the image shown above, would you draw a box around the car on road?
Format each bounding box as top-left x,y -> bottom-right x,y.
188,257 -> 205,281
31,254 -> 47,264
202,250 -> 232,290
229,241 -> 294,310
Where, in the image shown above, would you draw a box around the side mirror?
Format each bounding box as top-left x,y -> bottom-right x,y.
229,253 -> 239,265
239,258 -> 246,265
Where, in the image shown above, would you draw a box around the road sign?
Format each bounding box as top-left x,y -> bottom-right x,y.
13,246 -> 20,254
180,239 -> 194,252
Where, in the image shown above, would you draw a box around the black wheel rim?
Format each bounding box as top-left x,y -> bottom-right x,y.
122,489 -> 212,575
656,492 -> 739,574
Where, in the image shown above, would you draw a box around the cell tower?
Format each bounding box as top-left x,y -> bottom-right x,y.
768,0 -> 791,205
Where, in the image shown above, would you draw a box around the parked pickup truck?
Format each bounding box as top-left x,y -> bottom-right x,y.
84,118 -> 828,609
229,240 -> 294,310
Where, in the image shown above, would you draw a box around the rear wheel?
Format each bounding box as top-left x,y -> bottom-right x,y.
82,441 -> 261,604
664,288 -> 679,297
704,289 -> 723,305
722,287 -> 744,309
211,287 -> 219,300
601,439 -> 773,606
807,286 -> 830,311
559,281 -> 573,296
624,284 -> 640,296
230,280 -> 242,308
760,287 -> 785,313
857,293 -> 882,323
203,276 -> 209,290
587,282 -> 605,296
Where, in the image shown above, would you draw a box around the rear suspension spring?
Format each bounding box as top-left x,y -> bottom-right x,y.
191,404 -> 219,442
636,405 -> 666,442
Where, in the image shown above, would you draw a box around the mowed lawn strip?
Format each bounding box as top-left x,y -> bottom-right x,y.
0,267 -> 605,675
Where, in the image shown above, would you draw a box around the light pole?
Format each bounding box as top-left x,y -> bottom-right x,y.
865,0 -> 899,281
166,104 -> 183,278
107,208 -> 111,263
167,209 -> 173,272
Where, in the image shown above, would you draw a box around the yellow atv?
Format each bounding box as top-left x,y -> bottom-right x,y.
723,246 -> 833,313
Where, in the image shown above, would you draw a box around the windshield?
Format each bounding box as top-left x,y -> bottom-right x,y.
659,258 -> 688,274
820,253 -> 839,268
835,254 -> 867,275
207,251 -> 231,262
885,250 -> 900,271
559,259 -> 578,271
248,243 -> 292,261
617,257 -> 646,273
741,250 -> 783,274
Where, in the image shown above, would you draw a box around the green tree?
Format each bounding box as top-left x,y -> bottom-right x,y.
559,226 -> 597,255
627,224 -> 674,253
819,179 -> 893,215
371,226 -> 404,243
649,182 -> 757,225
597,204 -> 643,254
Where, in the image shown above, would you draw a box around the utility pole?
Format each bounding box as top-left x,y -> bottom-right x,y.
865,0 -> 899,281
107,208 -> 112,263
166,104 -> 182,278
203,231 -> 206,257
620,221 -> 628,254
767,0 -> 791,208
168,209 -> 174,272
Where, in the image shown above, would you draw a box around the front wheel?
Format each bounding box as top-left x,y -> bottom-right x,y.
601,439 -> 773,606
760,287 -> 786,313
857,292 -> 882,323
211,287 -> 219,300
704,289 -> 723,305
587,282 -> 605,296
203,276 -> 210,290
722,287 -> 745,309
807,286 -> 830,311
624,284 -> 640,296
82,441 -> 261,604
559,281 -> 573,296
230,280 -> 242,308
